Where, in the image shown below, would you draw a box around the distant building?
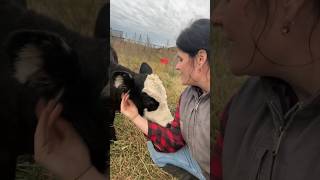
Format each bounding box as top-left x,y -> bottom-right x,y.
110,28 -> 124,41
110,28 -> 176,50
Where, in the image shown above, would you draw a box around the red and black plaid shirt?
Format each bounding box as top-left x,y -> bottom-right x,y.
146,98 -> 186,152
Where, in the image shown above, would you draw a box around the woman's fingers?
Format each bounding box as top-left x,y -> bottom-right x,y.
121,93 -> 129,108
35,100 -> 51,149
124,93 -> 129,102
127,98 -> 134,106
46,103 -> 64,145
120,93 -> 125,110
123,92 -> 130,105
53,117 -> 77,141
35,98 -> 46,118
48,103 -> 63,127
35,99 -> 61,151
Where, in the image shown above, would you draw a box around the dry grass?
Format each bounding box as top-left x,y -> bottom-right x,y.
110,114 -> 175,180
16,156 -> 56,180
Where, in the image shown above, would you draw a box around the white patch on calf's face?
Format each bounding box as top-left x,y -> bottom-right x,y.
60,39 -> 71,53
114,75 -> 123,88
142,74 -> 173,127
100,74 -> 124,98
14,45 -> 43,83
142,74 -> 167,102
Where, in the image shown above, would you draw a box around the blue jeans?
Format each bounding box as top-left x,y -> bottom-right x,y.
147,141 -> 206,180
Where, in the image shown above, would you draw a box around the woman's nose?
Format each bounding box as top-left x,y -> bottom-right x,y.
175,63 -> 180,70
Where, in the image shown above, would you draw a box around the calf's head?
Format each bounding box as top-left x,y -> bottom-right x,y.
108,53 -> 174,127
5,29 -> 111,173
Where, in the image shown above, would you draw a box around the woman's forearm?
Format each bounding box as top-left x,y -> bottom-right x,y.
130,115 -> 148,135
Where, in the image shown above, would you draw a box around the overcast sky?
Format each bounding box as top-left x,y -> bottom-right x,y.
110,0 -> 210,47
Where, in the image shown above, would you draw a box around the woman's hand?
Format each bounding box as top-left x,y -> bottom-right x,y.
34,99 -> 92,180
120,92 -> 139,121
120,93 -> 149,135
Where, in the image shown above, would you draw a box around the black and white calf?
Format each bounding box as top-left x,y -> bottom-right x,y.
0,1 -> 169,179
108,56 -> 174,127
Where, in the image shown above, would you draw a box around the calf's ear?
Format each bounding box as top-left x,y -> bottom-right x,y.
111,71 -> 133,94
5,30 -> 80,98
110,47 -> 118,64
139,62 -> 152,74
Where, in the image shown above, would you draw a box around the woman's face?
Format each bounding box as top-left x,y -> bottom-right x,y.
213,0 -> 259,75
213,0 -> 317,76
175,49 -> 195,85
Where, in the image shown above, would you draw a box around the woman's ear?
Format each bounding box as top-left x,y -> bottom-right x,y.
196,49 -> 208,68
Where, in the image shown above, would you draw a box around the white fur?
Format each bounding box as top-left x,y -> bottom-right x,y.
101,75 -> 123,97
114,75 -> 123,88
14,45 -> 42,83
142,74 -> 173,127
60,39 -> 71,53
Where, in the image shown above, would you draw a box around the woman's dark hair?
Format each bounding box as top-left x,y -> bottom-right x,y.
176,19 -> 210,65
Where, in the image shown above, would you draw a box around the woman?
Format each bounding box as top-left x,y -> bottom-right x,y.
34,18 -> 210,180
120,18 -> 210,180
213,0 -> 320,180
